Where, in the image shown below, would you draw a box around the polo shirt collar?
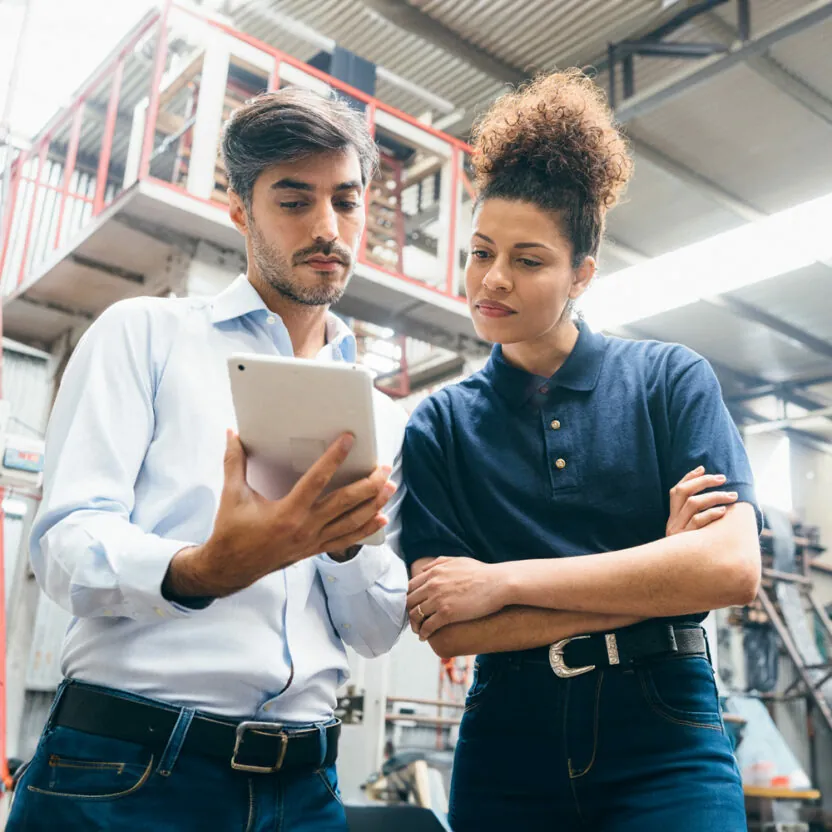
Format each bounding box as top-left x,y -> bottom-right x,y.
484,321 -> 607,407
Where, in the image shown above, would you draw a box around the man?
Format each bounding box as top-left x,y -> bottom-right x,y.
9,88 -> 408,832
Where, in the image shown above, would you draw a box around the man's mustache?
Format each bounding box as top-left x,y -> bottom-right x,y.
292,242 -> 352,266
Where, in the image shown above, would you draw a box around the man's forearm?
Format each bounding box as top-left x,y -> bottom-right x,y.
500,504 -> 760,618
427,607 -> 642,659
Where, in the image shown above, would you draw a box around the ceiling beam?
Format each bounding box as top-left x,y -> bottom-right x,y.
702,9 -> 832,129
703,295 -> 832,362
360,0 -> 526,85
725,372 -> 832,403
614,2 -> 832,123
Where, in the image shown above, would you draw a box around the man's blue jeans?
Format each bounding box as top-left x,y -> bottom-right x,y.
449,643 -> 746,831
7,681 -> 347,832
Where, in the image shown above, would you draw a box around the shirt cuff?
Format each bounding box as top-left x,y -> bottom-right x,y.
117,536 -> 205,619
316,545 -> 391,595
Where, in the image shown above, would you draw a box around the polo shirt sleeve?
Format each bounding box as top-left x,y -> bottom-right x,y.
399,396 -> 477,568
665,350 -> 763,532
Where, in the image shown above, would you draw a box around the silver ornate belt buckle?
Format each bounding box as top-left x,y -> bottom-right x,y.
548,633 -> 620,678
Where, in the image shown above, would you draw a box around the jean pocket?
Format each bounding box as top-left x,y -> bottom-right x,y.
316,765 -> 343,805
638,656 -> 723,732
26,752 -> 154,800
463,661 -> 502,714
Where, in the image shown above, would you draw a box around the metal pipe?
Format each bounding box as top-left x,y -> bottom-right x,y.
359,102 -> 377,266
756,587 -> 832,732
15,139 -> 48,289
762,568 -> 813,586
737,0 -> 751,41
445,147 -> 460,297
807,593 -> 832,641
385,713 -> 461,727
617,41 -> 729,59
139,1 -> 173,181
388,696 -> 465,709
94,58 -> 125,216
54,103 -> 85,250
744,406 -> 832,435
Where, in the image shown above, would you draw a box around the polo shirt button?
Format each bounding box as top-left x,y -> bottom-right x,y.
266,315 -> 276,325
555,458 -> 567,470
539,385 -> 549,395
550,420 -> 561,430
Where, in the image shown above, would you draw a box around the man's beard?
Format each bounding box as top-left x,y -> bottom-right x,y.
249,220 -> 354,307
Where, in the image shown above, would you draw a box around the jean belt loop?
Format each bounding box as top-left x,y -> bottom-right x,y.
156,707 -> 196,777
703,626 -> 713,665
317,723 -> 328,769
44,679 -> 72,732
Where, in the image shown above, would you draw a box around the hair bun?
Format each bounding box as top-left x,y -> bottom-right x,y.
471,69 -> 632,210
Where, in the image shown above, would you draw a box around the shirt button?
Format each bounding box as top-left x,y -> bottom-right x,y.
266,315 -> 276,325
154,606 -> 166,617
327,575 -> 336,583
555,458 -> 567,470
550,420 -> 561,431
343,623 -> 352,630
539,385 -> 549,395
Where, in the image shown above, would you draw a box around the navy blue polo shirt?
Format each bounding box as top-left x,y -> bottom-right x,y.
400,323 -> 761,624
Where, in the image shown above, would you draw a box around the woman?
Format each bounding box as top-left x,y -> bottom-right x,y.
399,70 -> 760,831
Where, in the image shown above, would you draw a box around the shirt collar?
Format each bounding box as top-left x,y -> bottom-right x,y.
210,275 -> 357,362
484,321 -> 608,407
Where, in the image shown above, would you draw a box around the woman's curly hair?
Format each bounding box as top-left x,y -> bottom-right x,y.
471,69 -> 633,266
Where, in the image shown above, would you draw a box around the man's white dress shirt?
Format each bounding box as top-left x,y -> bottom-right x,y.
30,275 -> 409,723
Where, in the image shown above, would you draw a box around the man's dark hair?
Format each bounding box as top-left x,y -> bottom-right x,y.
221,87 -> 379,208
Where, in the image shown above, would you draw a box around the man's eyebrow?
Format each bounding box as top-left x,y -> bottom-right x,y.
270,178 -> 314,191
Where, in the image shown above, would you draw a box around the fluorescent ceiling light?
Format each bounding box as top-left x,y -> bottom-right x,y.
582,191 -> 832,331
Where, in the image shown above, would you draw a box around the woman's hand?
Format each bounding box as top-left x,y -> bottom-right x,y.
407,557 -> 509,640
666,466 -> 738,536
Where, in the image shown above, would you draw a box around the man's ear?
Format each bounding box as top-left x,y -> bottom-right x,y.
228,190 -> 249,237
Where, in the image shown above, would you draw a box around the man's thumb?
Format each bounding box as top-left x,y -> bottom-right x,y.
223,429 -> 247,488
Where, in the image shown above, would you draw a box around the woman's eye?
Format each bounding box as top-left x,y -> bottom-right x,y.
280,202 -> 306,209
519,258 -> 542,267
470,249 -> 491,259
337,201 -> 360,210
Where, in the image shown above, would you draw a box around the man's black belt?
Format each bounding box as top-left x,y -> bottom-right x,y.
52,684 -> 339,774
550,623 -> 707,678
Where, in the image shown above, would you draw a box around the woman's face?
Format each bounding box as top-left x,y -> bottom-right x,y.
464,198 -> 595,345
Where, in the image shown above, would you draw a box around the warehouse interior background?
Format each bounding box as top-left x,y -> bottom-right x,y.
1,0 -> 832,829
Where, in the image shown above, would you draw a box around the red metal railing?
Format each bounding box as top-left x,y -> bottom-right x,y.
0,2 -> 473,304
0,7 -> 162,295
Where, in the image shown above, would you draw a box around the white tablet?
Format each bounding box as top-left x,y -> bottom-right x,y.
227,353 -> 385,546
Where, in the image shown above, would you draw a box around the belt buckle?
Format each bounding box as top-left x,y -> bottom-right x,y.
549,633 -> 621,678
231,721 -> 289,774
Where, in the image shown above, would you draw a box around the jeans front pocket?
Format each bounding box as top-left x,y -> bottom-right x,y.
24,726 -> 156,801
316,765 -> 343,805
463,660 -> 503,714
638,656 -> 723,732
